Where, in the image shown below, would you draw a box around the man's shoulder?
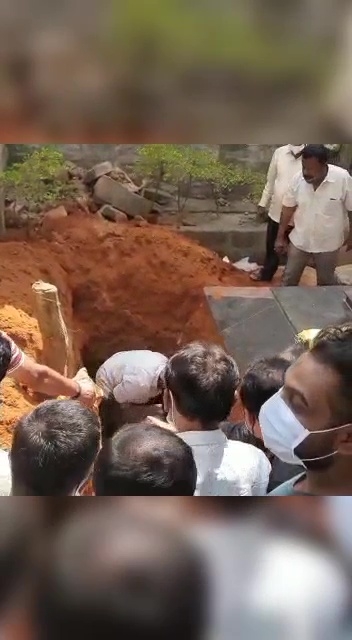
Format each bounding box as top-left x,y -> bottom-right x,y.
268,473 -> 306,495
277,144 -> 290,153
328,164 -> 350,181
224,440 -> 271,472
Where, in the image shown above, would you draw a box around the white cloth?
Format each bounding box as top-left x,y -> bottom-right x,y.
179,429 -> 271,496
0,330 -> 25,375
95,350 -> 167,404
0,450 -> 11,496
259,145 -> 304,223
283,164 -> 352,253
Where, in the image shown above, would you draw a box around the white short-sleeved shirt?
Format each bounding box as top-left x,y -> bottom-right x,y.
259,145 -> 304,223
283,164 -> 352,253
0,330 -> 25,375
179,429 -> 271,496
96,350 -> 167,404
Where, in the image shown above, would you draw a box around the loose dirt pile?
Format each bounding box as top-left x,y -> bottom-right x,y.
0,213 -> 269,447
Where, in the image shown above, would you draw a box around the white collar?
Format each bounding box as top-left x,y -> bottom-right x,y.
179,429 -> 226,446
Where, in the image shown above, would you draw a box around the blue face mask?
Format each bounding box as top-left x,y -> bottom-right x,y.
259,391 -> 350,467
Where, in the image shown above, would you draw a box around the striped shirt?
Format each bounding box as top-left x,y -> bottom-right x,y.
0,331 -> 25,375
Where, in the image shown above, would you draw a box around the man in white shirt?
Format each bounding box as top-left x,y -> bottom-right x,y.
251,144 -> 305,282
96,350 -> 167,438
163,342 -> 271,496
276,144 -> 352,286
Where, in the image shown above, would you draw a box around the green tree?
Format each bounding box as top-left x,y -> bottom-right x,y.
0,147 -> 77,228
138,144 -> 266,214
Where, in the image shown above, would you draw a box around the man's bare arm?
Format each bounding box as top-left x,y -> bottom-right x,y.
10,356 -> 80,397
277,206 -> 296,239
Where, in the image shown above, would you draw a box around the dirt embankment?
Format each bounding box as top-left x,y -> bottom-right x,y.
0,213 -> 267,447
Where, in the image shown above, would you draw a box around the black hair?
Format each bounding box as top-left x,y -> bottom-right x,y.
0,500 -> 40,613
93,421 -> 197,496
33,506 -> 207,640
310,323 -> 352,423
280,341 -> 307,364
221,421 -> 266,453
302,144 -> 329,165
11,399 -> 101,496
239,356 -> 290,419
164,342 -> 240,428
0,334 -> 12,383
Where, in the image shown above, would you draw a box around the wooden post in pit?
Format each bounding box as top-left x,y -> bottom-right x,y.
32,281 -> 75,377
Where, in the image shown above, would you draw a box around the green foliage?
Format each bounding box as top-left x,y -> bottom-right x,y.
138,145 -> 220,212
137,145 -> 266,211
0,147 -> 77,208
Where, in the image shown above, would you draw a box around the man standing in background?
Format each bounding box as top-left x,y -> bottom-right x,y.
276,144 -> 352,287
251,144 -> 305,282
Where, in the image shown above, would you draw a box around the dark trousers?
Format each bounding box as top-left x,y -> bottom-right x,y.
261,219 -> 292,282
261,218 -> 280,281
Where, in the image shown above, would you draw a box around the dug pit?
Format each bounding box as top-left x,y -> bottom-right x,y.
1,213 -> 268,449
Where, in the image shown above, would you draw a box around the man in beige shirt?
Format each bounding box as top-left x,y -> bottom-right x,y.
251,144 -> 305,282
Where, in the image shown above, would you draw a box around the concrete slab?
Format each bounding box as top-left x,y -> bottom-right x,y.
205,287 -> 295,372
205,285 -> 352,372
273,286 -> 352,332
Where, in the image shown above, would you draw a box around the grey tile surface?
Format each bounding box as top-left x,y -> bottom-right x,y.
273,287 -> 352,333
205,285 -> 352,373
206,293 -> 296,372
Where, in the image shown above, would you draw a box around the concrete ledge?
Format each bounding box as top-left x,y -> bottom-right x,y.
178,214 -> 267,262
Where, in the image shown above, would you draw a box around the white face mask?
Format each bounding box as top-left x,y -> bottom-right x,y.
259,391 -> 350,466
289,144 -> 304,155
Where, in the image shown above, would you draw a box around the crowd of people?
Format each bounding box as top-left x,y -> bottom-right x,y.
1,317 -> 352,497
0,142 -> 351,497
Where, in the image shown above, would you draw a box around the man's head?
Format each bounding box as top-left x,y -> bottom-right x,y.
93,421 -> 197,496
280,341 -> 307,364
239,356 -> 289,440
33,506 -> 207,640
301,144 -> 329,185
11,399 -> 101,496
164,342 -> 240,431
0,335 -> 12,383
261,323 -> 352,472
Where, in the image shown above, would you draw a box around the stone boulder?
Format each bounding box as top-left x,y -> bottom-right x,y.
94,176 -> 152,219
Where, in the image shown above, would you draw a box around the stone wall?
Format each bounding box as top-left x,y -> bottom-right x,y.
8,144 -> 276,171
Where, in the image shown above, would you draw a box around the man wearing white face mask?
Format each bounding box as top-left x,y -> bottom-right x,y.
251,144 -> 305,282
259,323 -> 352,496
163,342 -> 271,496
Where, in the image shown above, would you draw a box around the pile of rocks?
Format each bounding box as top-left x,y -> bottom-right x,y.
5,159 -> 168,230
83,161 -> 157,225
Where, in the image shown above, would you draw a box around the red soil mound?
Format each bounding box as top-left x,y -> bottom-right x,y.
0,213 -> 271,447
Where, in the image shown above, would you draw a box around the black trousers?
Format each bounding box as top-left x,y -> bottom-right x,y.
261,218 -> 280,281
261,219 -> 292,282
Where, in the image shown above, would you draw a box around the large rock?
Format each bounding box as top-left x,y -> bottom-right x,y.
94,176 -> 153,218
98,205 -> 128,223
142,186 -> 174,205
84,161 -> 113,185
